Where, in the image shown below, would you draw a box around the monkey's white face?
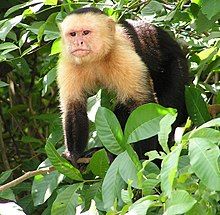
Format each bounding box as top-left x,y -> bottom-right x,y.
66,29 -> 92,57
60,13 -> 115,63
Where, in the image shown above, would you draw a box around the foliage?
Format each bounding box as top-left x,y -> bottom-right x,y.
0,0 -> 219,214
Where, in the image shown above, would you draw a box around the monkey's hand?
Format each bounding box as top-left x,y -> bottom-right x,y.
62,151 -> 79,168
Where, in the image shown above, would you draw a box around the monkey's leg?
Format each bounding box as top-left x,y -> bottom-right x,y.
63,101 -> 89,166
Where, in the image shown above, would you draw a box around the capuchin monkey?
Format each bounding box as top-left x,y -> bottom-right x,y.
57,7 -> 189,166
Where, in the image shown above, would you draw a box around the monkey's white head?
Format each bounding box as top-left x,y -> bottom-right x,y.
59,12 -> 116,64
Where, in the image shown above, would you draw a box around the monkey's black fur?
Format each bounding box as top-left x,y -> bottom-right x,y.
65,7 -> 188,162
72,7 -> 104,15
115,20 -> 189,158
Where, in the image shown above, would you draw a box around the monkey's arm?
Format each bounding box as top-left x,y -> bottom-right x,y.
62,101 -> 89,166
57,60 -> 89,166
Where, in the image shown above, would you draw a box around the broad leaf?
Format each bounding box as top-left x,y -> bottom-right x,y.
88,149 -> 109,178
189,128 -> 220,144
119,152 -> 139,188
42,67 -> 57,96
201,0 -> 220,20
165,190 -> 196,214
128,196 -> 157,215
124,103 -> 176,144
50,38 -> 61,55
32,159 -> 64,206
185,86 -> 211,126
0,170 -> 12,184
0,15 -> 23,41
95,107 -> 124,155
45,141 -> 83,181
158,113 -> 177,153
198,118 -> 220,129
51,183 -> 83,215
4,0 -> 43,17
161,145 -> 182,197
189,138 -> 220,190
0,189 -> 15,201
102,154 -> 126,210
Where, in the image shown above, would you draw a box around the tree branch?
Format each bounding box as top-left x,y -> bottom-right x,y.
0,166 -> 55,192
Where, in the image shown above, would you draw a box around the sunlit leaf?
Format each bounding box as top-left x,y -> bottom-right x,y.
95,107 -> 124,155
0,15 -> 23,41
51,183 -> 83,215
45,141 -> 83,181
124,103 -> 176,144
189,138 -> 220,191
161,145 -> 182,197
102,154 -> 126,210
165,190 -> 197,214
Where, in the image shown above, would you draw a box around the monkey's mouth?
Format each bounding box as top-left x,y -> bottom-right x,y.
72,49 -> 91,57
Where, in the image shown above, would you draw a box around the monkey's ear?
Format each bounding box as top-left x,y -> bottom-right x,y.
107,18 -> 116,33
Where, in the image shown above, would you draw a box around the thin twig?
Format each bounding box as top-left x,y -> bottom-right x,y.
0,166 -> 55,192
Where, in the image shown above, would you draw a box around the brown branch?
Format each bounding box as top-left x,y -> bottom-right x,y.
0,157 -> 91,192
0,166 -> 55,192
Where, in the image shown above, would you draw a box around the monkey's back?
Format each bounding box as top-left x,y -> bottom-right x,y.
121,20 -> 189,125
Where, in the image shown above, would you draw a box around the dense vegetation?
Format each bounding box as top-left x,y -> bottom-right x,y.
0,0 -> 219,214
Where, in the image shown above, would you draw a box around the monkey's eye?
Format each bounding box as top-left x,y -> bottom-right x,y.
82,30 -> 91,36
70,32 -> 76,37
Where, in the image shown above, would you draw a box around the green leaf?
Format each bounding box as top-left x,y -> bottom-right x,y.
45,141 -> 83,181
119,152 -> 139,188
50,38 -> 61,55
21,43 -> 39,56
185,86 -> 211,126
102,154 -> 126,210
32,159 -> 64,206
158,113 -> 177,153
189,138 -> 220,191
198,118 -> 220,129
0,81 -> 9,87
42,67 -> 57,96
32,171 -> 64,206
51,183 -> 82,215
197,47 -> 216,61
189,128 -> 220,144
4,0 -> 44,17
10,57 -> 30,75
165,190 -> 197,214
81,182 -> 102,211
121,180 -> 133,205
142,178 -> 159,195
0,15 -> 23,41
21,136 -> 42,144
0,42 -> 18,51
0,189 -> 16,201
124,103 -> 176,144
128,196 -> 155,215
161,145 -> 182,197
194,11 -> 217,33
0,170 -> 12,184
44,0 -> 58,5
22,3 -> 44,17
201,0 -> 220,20
88,149 -> 109,178
95,107 -> 124,155
38,13 -> 59,42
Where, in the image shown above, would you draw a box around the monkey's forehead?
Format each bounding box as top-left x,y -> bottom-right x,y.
60,13 -> 108,31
